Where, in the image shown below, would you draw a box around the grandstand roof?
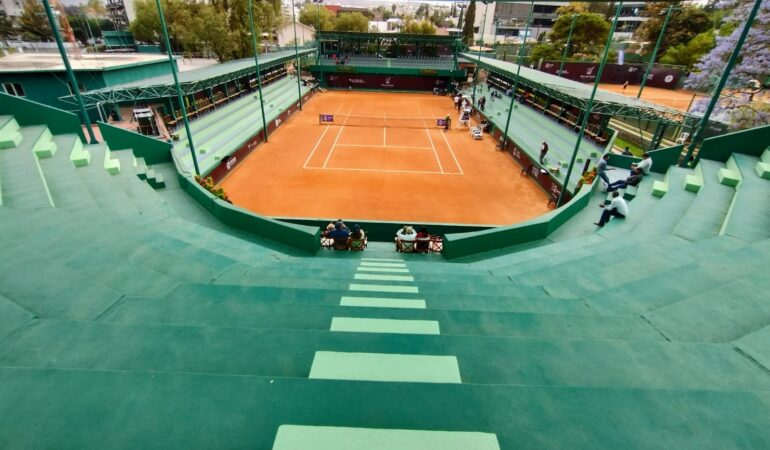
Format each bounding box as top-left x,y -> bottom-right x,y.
461,53 -> 698,126
68,48 -> 316,105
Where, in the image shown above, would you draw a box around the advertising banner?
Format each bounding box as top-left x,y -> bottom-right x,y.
325,74 -> 448,91
538,61 -> 683,90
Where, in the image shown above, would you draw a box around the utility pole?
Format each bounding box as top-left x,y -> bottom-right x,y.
155,0 -> 200,175
248,0 -> 269,142
41,0 -> 98,143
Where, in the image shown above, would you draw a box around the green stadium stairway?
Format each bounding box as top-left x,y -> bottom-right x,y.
1,108 -> 770,450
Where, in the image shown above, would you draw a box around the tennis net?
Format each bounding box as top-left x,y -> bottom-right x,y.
319,113 -> 447,129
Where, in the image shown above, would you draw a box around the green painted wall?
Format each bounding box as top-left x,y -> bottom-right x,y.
607,144 -> 682,174
0,92 -> 86,141
698,124 -> 770,163
101,60 -> 175,87
279,218 -> 491,243
178,174 -> 321,254
0,71 -> 105,122
442,181 -> 598,260
309,65 -> 465,78
98,122 -> 172,165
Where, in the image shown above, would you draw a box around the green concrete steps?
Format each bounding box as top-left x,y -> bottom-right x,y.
0,116 -> 22,149
133,155 -> 148,179
735,323 -> 770,371
38,134 -> 100,210
69,136 -> 91,167
673,159 -> 736,241
72,144 -> 142,217
757,149 -> 770,179
651,167 -> 669,197
144,167 -> 166,189
110,151 -> 171,217
103,144 -> 121,175
720,153 -> 770,242
2,320 -> 768,392
1,368 -> 769,450
718,154 -> 742,186
101,295 -> 661,341
31,127 -> 57,158
0,293 -> 35,339
683,160 -> 703,193
168,283 -> 592,315
0,125 -> 55,209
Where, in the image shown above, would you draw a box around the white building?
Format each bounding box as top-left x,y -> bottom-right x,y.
275,21 -> 315,47
0,0 -> 23,19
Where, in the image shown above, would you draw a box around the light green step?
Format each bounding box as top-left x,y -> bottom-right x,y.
623,184 -> 638,200
145,167 -> 166,189
754,161 -> 770,179
683,162 -> 703,193
0,116 -> 22,149
717,155 -> 742,186
761,148 -> 770,164
103,145 -> 121,175
68,138 -> 89,167
31,127 -> 57,158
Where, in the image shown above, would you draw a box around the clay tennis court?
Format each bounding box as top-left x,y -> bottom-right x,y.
220,91 -> 551,226
597,83 -> 704,111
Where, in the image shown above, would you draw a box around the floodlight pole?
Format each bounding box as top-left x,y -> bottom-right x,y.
156,0 -> 200,176
41,0 -> 98,144
500,1 -> 534,151
556,1 -> 624,207
558,14 -> 578,77
637,5 -> 677,98
682,0 -> 763,166
248,0 -> 269,142
292,1 -> 303,110
471,1 -> 490,102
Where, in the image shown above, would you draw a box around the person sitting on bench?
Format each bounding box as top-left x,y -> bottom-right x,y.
607,168 -> 643,192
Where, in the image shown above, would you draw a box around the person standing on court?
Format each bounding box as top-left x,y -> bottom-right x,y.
454,94 -> 461,112
539,141 -> 549,164
595,191 -> 628,227
622,80 -> 629,92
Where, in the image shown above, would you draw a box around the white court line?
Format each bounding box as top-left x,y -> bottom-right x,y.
334,144 -> 433,150
304,102 -> 345,168
322,104 -> 354,169
418,104 -> 444,174
304,166 -> 461,176
431,106 -> 464,175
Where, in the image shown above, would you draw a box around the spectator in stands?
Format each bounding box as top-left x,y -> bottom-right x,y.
415,227 -> 431,253
606,168 -> 643,192
597,154 -> 614,188
349,224 -> 366,251
479,96 -> 486,112
454,94 -> 461,112
539,142 -> 549,164
327,221 -> 351,249
595,191 -> 629,227
622,146 -> 633,156
395,226 -> 417,252
637,153 -> 653,175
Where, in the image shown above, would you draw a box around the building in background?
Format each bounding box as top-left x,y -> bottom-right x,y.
275,21 -> 315,46
474,1 -> 562,44
106,0 -> 136,31
612,2 -> 650,39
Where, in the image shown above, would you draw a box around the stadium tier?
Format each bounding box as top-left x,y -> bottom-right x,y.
1,88 -> 770,450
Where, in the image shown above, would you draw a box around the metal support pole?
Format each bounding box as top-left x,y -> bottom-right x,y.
637,5 -> 676,98
471,1 -> 490,102
683,0 -> 762,166
291,2 -> 303,109
500,1 -> 534,150
248,0 -> 269,142
41,0 -> 98,143
155,0 -> 199,175
558,14 -> 577,77
556,1 -> 624,207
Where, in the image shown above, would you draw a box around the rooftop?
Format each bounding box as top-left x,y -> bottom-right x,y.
0,52 -> 170,73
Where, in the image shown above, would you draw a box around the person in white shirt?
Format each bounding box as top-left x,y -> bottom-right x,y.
594,191 -> 628,227
395,225 -> 417,252
637,153 -> 653,175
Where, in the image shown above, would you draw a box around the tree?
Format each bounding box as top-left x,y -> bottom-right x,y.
636,3 -> 713,59
542,11 -> 610,61
462,0 -> 476,45
299,4 -> 334,32
402,19 -> 436,35
530,43 -> 563,62
659,30 -> 715,68
0,14 -> 15,46
334,12 -> 369,32
19,0 -> 52,41
86,0 -> 106,15
686,0 -> 770,129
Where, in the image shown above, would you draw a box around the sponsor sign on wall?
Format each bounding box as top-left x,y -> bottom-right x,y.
326,74 -> 448,91
539,61 -> 683,90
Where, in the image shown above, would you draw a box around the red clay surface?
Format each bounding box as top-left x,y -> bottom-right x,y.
597,83 -> 705,111
220,91 -> 551,226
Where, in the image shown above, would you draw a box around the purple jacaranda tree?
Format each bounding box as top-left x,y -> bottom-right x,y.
685,0 -> 770,129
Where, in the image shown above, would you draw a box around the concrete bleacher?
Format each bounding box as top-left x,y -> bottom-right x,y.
173,75 -> 311,174
0,108 -> 769,449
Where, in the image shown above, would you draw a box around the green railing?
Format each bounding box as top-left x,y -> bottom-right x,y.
698,124 -> 770,163
607,144 -> 683,174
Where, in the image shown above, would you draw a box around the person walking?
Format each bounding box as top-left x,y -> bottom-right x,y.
594,191 -> 628,227
597,154 -> 614,189
539,141 -> 549,164
622,80 -> 629,92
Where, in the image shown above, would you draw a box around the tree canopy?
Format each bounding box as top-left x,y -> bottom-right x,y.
299,4 -> 335,32
636,2 -> 713,58
402,20 -> 436,35
19,0 -> 52,42
334,12 -> 369,32
462,0 -> 476,45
